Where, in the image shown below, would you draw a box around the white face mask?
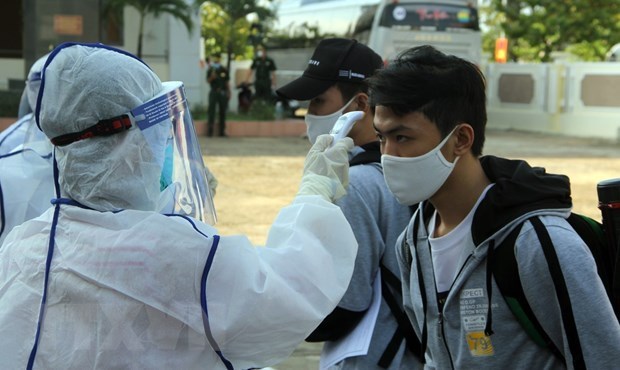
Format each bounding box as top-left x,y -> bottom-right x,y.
304,96 -> 356,144
381,126 -> 460,206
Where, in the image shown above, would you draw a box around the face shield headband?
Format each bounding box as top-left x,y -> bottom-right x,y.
48,81 -> 217,225
35,42 -> 151,131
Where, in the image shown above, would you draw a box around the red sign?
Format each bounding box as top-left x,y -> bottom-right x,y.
54,15 -> 83,36
495,37 -> 508,63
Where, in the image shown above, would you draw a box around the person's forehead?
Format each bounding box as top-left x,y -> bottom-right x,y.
374,107 -> 435,132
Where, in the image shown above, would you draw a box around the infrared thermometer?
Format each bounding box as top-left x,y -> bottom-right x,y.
329,110 -> 364,146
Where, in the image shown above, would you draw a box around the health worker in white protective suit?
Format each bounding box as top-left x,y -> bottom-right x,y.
0,53 -> 55,245
0,53 -> 217,245
0,53 -> 50,155
0,42 -> 358,369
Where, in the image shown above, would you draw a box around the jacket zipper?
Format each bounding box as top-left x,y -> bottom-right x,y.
437,299 -> 455,369
437,312 -> 454,369
436,252 -> 475,370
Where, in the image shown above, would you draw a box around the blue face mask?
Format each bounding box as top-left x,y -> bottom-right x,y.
159,140 -> 174,191
211,62 -> 220,68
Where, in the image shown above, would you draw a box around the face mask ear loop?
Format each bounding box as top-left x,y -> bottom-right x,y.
341,95 -> 359,114
444,124 -> 462,164
27,151 -> 61,368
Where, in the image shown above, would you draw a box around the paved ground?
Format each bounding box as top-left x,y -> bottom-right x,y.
197,128 -> 620,369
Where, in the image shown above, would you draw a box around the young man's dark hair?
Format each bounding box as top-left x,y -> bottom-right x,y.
370,45 -> 620,369
369,45 -> 486,156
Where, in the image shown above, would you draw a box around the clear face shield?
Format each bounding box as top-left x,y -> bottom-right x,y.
131,81 -> 217,224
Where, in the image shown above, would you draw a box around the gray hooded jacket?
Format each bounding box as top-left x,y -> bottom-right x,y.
396,155 -> 620,369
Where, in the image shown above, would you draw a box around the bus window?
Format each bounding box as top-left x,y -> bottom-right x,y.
353,4 -> 379,45
379,2 -> 479,32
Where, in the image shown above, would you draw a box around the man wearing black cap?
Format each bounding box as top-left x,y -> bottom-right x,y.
277,38 -> 423,370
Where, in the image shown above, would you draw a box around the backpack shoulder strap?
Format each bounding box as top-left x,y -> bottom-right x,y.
492,219 -> 566,364
530,217 -> 586,369
495,216 -> 591,368
378,264 -> 424,366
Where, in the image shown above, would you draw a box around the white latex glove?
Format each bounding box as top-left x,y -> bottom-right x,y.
297,134 -> 354,202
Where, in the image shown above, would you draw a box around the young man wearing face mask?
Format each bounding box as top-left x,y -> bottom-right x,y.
277,38 -> 423,370
369,45 -> 620,369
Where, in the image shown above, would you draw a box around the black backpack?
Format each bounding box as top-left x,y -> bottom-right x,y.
349,142 -> 424,366
492,212 -> 620,369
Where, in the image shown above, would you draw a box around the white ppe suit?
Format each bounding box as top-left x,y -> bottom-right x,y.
0,52 -> 49,155
0,139 -> 54,245
0,53 -> 54,244
0,195 -> 356,369
0,43 -> 358,369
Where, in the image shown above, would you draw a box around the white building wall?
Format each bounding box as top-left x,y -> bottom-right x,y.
123,3 -> 203,108
485,62 -> 620,141
0,58 -> 24,90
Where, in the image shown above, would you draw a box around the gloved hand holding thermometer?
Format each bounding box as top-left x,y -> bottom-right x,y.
296,111 -> 362,202
297,133 -> 353,202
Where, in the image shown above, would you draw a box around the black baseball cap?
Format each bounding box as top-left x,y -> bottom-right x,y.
276,38 -> 383,101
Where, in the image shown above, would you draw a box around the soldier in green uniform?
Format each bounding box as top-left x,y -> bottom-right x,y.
246,45 -> 277,103
206,54 -> 230,137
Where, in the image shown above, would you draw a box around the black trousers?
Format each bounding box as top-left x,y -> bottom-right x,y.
207,90 -> 228,136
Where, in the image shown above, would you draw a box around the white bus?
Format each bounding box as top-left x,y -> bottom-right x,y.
270,0 -> 482,67
354,0 -> 481,64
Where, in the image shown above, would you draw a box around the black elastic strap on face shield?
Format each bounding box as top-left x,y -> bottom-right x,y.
50,114 -> 132,147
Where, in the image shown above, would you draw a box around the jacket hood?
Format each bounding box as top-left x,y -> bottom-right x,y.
471,155 -> 572,245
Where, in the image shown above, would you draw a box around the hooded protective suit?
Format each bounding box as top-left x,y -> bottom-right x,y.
0,43 -> 358,369
0,53 -> 49,155
397,155 -> 620,369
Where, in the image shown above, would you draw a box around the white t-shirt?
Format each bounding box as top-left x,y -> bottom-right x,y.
429,184 -> 494,292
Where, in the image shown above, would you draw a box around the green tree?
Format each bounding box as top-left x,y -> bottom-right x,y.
485,0 -> 620,62
480,1 -> 507,62
104,0 -> 194,59
268,21 -> 338,49
195,0 -> 274,72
